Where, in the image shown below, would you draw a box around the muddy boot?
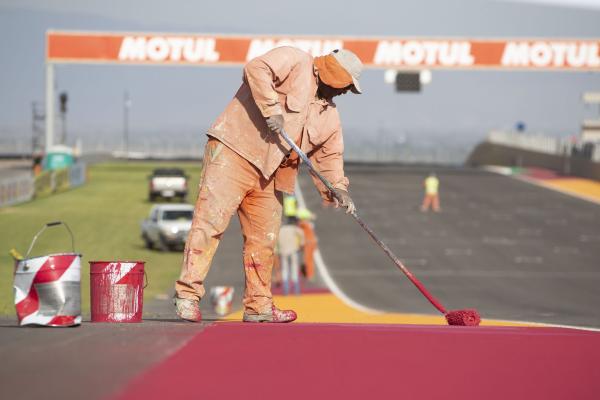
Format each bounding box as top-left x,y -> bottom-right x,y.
243,304 -> 297,323
175,297 -> 202,322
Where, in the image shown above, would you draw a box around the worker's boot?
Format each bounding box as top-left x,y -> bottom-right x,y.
174,297 -> 202,322
243,304 -> 297,323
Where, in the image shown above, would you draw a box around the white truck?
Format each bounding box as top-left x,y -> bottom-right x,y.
141,204 -> 194,251
148,168 -> 188,202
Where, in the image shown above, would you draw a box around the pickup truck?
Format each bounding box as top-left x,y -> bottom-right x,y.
148,168 -> 188,202
141,204 -> 194,251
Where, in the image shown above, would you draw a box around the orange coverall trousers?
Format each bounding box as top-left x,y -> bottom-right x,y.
421,194 -> 440,212
175,138 -> 283,314
298,221 -> 317,280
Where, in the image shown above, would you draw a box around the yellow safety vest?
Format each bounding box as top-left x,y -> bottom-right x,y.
283,195 -> 297,217
425,176 -> 439,195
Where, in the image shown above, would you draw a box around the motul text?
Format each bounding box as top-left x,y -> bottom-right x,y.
118,36 -> 220,63
245,39 -> 343,60
374,40 -> 475,67
501,41 -> 600,68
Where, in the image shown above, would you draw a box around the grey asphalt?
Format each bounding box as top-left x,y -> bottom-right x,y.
298,165 -> 600,328
0,318 -> 204,400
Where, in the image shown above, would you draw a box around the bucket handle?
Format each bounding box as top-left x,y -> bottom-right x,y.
25,221 -> 75,259
143,270 -> 149,289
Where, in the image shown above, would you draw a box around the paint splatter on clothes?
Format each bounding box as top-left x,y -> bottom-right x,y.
175,138 -> 282,314
177,47 -> 353,314
206,46 -> 349,201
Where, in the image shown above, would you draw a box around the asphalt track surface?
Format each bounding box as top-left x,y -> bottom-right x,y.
2,165 -> 600,399
299,165 -> 600,328
0,319 -> 204,399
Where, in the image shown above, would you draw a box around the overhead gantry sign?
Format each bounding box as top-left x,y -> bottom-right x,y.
44,30 -> 600,150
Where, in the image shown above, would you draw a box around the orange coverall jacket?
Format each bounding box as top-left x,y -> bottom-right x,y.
207,46 -> 349,200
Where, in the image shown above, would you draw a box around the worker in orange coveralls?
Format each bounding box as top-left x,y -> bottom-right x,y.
174,47 -> 363,323
297,208 -> 318,281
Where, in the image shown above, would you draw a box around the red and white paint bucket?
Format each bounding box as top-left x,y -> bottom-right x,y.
209,286 -> 234,316
13,222 -> 82,327
89,261 -> 146,323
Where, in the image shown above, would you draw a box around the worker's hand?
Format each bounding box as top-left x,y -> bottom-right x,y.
266,114 -> 285,135
333,189 -> 356,214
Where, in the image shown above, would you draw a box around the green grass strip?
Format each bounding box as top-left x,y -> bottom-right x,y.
0,161 -> 201,317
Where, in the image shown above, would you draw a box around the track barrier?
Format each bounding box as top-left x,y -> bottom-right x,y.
0,162 -> 87,207
0,174 -> 34,207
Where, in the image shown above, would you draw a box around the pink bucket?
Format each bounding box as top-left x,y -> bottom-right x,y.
89,261 -> 146,323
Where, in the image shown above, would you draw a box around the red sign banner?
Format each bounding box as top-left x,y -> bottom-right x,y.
47,30 -> 600,71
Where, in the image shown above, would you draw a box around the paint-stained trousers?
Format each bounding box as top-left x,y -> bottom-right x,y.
175,138 -> 283,314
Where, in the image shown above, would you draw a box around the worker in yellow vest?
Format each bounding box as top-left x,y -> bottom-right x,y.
283,194 -> 298,218
421,172 -> 441,212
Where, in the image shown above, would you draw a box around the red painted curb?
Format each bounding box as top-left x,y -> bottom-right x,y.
113,322 -> 600,400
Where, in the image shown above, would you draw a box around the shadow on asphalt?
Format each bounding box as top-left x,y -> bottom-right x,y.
143,317 -> 239,323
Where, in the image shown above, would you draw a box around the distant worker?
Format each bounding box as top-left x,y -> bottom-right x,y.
283,194 -> 298,218
174,46 -> 362,323
278,217 -> 305,295
32,153 -> 43,176
421,172 -> 440,212
297,207 -> 318,281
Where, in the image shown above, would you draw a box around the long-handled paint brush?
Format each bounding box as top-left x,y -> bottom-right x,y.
279,129 -> 480,326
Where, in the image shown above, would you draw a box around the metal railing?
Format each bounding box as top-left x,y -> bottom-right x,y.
0,163 -> 87,208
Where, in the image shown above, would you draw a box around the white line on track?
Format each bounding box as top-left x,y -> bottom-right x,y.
333,270 -> 600,278
490,319 -> 600,333
313,250 -> 384,314
444,248 -> 473,256
294,181 -> 383,315
482,236 -> 516,245
517,228 -> 542,236
514,256 -> 544,264
552,246 -> 580,254
580,234 -> 600,242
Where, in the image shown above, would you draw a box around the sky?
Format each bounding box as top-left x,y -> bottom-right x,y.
504,0 -> 600,8
0,0 -> 599,161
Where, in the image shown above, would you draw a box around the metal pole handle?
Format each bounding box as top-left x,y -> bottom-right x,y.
278,129 -> 448,314
25,221 -> 76,258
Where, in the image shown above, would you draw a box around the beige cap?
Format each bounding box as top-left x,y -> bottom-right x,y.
331,49 -> 363,94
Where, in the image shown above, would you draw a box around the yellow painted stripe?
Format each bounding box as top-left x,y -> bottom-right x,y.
541,178 -> 600,202
225,293 -> 533,327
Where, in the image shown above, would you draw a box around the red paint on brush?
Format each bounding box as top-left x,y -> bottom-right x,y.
405,271 -> 481,326
445,309 -> 481,326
